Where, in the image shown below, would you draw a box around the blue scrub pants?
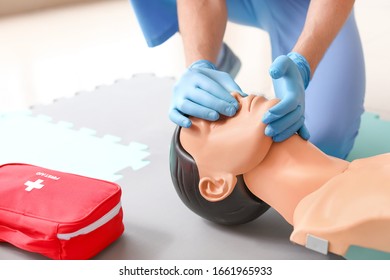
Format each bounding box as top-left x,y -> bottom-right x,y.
227,0 -> 365,159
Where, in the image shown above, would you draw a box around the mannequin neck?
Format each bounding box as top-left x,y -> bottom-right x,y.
243,135 -> 349,224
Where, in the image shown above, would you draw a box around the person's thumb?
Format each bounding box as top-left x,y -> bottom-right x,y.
269,55 -> 292,79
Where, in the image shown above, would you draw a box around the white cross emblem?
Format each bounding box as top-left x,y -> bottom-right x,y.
24,179 -> 45,192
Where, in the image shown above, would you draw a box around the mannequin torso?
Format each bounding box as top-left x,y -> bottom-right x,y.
291,153 -> 390,255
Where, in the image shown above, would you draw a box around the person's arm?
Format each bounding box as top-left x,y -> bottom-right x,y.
170,0 -> 244,128
292,0 -> 355,76
177,0 -> 227,66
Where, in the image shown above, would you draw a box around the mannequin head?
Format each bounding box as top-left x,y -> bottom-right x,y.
169,93 -> 278,225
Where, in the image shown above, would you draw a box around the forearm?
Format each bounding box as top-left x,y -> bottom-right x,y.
177,0 -> 227,66
292,0 -> 355,76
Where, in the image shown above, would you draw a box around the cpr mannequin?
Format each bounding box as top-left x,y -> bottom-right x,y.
170,92 -> 390,258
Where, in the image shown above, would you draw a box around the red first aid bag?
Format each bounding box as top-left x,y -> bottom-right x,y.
0,163 -> 124,259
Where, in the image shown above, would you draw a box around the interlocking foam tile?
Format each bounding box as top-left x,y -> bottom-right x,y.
347,112 -> 390,161
345,246 -> 390,260
0,110 -> 150,181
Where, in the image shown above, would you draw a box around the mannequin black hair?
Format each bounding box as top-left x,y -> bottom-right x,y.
169,126 -> 270,225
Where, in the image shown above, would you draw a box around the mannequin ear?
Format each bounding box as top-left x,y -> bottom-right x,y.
199,174 -> 237,202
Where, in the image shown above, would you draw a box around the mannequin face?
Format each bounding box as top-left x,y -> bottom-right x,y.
180,93 -> 278,201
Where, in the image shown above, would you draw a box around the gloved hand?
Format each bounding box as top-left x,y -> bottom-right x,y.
263,52 -> 311,142
169,59 -> 246,127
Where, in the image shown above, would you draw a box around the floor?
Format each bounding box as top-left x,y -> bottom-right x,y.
0,0 -> 389,120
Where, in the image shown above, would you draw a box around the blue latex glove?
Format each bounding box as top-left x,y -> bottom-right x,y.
263,52 -> 311,142
169,60 -> 246,127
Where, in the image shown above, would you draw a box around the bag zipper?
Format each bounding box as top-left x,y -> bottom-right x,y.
57,202 -> 121,240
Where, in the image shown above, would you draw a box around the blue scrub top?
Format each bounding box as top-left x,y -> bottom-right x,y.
130,0 -> 178,47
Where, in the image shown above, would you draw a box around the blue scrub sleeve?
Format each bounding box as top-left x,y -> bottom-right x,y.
130,0 -> 178,47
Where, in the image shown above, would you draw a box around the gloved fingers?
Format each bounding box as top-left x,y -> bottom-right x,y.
169,109 -> 192,128
297,124 -> 310,140
174,86 -> 237,117
174,98 -> 220,122
187,88 -> 238,117
269,55 -> 292,79
262,95 -> 299,124
272,116 -> 306,142
193,72 -> 240,108
214,72 -> 244,95
195,68 -> 245,97
237,91 -> 248,97
264,105 -> 303,137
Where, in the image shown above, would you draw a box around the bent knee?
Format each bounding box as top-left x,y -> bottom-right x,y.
308,118 -> 362,159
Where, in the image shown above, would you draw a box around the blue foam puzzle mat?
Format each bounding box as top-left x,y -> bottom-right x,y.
0,110 -> 150,181
347,112 -> 390,161
345,245 -> 390,260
